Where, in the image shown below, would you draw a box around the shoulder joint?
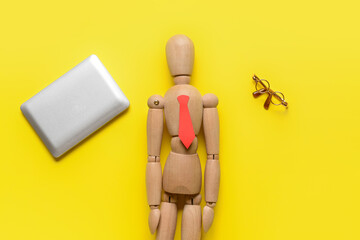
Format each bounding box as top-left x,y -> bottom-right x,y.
203,93 -> 218,108
148,95 -> 164,109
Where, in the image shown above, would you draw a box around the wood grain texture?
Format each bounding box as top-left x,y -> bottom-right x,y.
147,108 -> 164,156
181,205 -> 201,240
156,202 -> 177,240
202,205 -> 215,233
204,159 -> 220,203
203,93 -> 218,108
148,208 -> 160,234
203,107 -> 219,155
173,75 -> 191,85
163,152 -> 202,195
146,162 -> 162,206
166,34 -> 194,77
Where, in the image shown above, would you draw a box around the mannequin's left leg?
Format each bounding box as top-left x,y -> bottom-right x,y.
181,194 -> 202,240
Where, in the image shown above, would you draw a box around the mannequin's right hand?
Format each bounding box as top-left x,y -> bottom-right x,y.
148,207 -> 161,234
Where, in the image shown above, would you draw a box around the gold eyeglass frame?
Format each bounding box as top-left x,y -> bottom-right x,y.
252,75 -> 288,110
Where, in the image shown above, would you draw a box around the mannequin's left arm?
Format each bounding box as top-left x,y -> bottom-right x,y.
202,93 -> 220,232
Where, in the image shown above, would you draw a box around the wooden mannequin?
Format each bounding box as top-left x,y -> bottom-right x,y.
146,34 -> 220,240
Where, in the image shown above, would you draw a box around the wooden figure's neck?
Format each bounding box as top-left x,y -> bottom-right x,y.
173,75 -> 191,85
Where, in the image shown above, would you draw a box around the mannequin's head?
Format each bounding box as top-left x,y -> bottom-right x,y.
166,34 -> 194,84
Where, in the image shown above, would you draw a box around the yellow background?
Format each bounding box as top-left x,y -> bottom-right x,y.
1,0 -> 360,239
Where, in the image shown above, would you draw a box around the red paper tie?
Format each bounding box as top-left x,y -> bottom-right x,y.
177,95 -> 195,149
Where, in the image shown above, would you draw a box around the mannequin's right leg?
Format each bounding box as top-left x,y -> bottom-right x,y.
156,192 -> 177,240
181,194 -> 202,240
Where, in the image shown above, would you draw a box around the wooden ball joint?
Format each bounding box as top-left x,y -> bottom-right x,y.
146,35 -> 220,239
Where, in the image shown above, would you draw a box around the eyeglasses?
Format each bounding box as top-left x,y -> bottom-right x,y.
252,75 -> 288,110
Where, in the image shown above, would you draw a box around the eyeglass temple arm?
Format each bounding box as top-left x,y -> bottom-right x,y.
253,75 -> 268,87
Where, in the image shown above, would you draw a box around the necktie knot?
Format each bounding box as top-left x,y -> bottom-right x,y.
177,95 -> 189,105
